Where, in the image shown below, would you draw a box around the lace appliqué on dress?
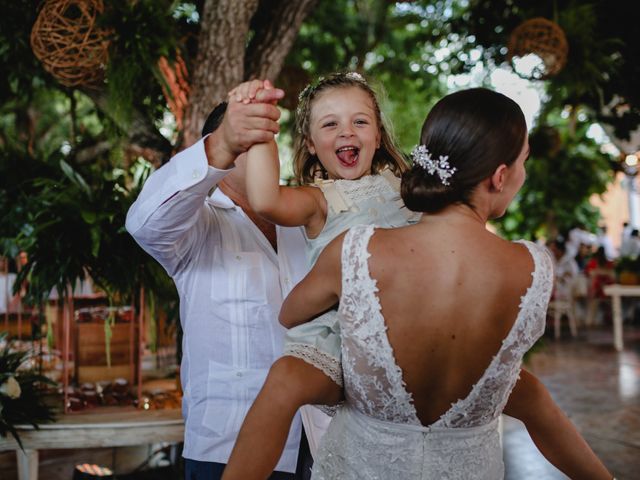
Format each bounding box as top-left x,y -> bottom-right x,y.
313,407 -> 503,480
434,240 -> 554,428
311,234 -> 553,479
338,224 -> 420,425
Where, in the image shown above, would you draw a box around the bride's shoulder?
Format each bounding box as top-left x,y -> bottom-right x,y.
510,239 -> 552,259
508,239 -> 554,277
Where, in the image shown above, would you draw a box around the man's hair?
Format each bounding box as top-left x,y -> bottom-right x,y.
201,102 -> 228,137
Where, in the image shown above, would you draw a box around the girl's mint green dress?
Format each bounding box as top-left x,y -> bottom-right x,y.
283,169 -> 421,386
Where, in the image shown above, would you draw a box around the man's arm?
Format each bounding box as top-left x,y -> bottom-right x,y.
504,369 -> 612,479
125,138 -> 229,275
126,85 -> 284,274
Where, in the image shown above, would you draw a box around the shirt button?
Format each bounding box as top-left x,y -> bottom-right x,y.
236,372 -> 243,377
192,169 -> 201,179
236,255 -> 242,260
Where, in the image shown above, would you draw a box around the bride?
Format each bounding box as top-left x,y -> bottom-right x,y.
278,88 -> 612,479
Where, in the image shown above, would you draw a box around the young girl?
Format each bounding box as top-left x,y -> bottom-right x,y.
221,72 -> 420,479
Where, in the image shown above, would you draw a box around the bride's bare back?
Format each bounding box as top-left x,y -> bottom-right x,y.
368,219 -> 535,426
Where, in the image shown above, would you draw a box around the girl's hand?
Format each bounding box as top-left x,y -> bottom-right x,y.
229,79 -> 276,105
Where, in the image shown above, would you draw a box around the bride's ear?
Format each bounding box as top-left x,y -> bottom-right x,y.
489,164 -> 508,193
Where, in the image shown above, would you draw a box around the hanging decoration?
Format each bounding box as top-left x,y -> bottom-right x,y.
30,0 -> 110,88
507,17 -> 568,80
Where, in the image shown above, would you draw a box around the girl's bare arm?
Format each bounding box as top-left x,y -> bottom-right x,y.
279,232 -> 344,328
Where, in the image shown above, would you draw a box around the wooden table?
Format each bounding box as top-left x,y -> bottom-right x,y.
602,284 -> 640,351
0,408 -> 184,480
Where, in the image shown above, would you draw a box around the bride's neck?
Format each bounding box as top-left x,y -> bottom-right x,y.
419,203 -> 488,228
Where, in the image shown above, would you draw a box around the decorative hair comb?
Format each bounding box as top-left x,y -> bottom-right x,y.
411,145 -> 456,185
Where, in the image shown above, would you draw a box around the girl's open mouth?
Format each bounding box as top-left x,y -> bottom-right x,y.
336,146 -> 360,167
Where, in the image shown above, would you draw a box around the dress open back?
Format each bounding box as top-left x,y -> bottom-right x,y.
311,224 -> 554,479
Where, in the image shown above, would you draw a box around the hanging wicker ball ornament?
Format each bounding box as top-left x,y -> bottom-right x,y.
30,0 -> 110,88
507,17 -> 568,80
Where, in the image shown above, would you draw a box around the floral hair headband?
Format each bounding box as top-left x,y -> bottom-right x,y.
411,145 -> 457,185
297,72 -> 367,103
296,72 -> 368,123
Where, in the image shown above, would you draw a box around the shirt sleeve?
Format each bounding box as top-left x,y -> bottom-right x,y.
125,136 -> 233,276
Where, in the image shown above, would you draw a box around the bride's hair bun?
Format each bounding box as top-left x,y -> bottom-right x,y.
401,88 -> 527,214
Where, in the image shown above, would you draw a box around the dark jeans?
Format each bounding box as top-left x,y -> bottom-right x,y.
184,429 -> 312,480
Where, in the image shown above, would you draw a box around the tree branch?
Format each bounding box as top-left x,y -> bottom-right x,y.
182,0 -> 260,147
83,89 -> 173,166
244,0 -> 320,81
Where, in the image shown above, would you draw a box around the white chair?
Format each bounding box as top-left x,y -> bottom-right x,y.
549,297 -> 578,339
549,274 -> 579,339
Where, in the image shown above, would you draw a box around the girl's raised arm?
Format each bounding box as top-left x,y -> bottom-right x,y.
246,140 -> 325,228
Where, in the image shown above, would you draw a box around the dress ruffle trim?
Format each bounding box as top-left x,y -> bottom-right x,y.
284,343 -> 343,387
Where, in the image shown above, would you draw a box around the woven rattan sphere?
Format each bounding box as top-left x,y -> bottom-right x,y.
30,0 -> 110,88
507,17 -> 568,79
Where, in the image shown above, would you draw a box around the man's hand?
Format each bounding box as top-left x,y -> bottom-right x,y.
205,80 -> 284,170
229,79 -> 280,105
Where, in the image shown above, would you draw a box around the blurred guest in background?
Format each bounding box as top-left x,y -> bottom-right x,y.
596,226 -> 616,261
549,238 -> 579,301
620,229 -> 640,258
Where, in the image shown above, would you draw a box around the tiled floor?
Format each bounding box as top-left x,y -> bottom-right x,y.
1,325 -> 639,479
504,326 -> 640,480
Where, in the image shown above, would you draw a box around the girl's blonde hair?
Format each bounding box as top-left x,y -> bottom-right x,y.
292,72 -> 408,184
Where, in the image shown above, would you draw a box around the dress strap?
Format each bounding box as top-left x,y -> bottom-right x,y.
515,240 -> 555,305
341,224 -> 376,294
313,179 -> 351,214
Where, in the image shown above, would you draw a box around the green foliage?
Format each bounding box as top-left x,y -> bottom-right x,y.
0,0 -> 56,106
284,1 -> 451,151
496,108 -> 614,240
614,256 -> 640,276
0,142 -> 177,309
0,145 -> 60,258
455,0 -> 640,138
100,0 -> 181,128
0,332 -> 57,449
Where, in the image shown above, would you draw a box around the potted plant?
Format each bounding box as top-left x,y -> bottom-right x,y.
0,333 -> 56,448
614,256 -> 640,285
1,145 -> 178,403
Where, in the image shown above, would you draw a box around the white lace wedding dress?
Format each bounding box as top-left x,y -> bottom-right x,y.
311,225 -> 554,479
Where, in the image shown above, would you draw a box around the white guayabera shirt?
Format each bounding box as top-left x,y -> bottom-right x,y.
126,138 -> 308,471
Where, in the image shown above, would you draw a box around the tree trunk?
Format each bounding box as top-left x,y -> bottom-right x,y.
244,0 -> 320,81
182,0 -> 260,147
182,0 -> 319,147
